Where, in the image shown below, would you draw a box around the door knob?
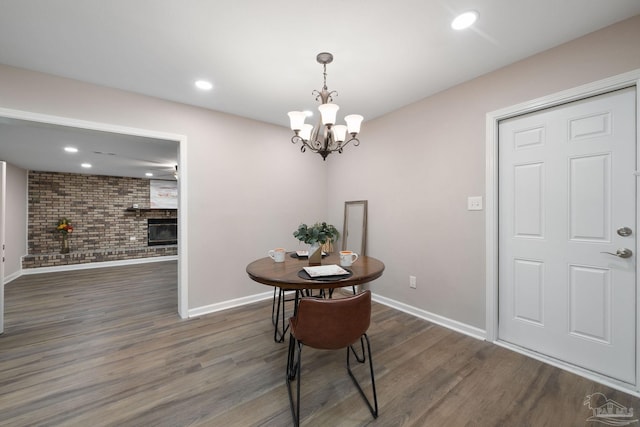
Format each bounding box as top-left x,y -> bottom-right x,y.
601,248 -> 633,259
617,227 -> 633,237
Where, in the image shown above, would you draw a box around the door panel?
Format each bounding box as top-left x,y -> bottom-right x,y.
513,259 -> 544,325
498,87 -> 636,384
569,154 -> 610,241
568,265 -> 610,343
513,162 -> 545,238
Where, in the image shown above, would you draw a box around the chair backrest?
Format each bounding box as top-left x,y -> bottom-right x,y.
290,290 -> 371,350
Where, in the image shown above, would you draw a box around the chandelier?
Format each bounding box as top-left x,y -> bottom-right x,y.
287,52 -> 363,161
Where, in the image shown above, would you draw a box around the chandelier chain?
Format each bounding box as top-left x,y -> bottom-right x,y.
322,63 -> 328,90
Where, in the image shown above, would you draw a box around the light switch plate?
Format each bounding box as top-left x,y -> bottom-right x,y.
467,196 -> 483,211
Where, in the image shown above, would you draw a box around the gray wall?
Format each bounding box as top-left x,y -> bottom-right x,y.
1,15 -> 639,330
327,15 -> 640,330
0,64 -> 327,308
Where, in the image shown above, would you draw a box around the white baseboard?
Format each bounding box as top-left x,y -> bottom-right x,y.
3,270 -> 22,284
188,291 -> 274,318
187,290 -> 487,341
16,255 -> 178,277
372,293 -> 487,341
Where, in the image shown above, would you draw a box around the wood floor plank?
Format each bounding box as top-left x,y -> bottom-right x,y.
1,261 -> 639,426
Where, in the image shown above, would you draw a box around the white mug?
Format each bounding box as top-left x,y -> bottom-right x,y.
339,250 -> 359,267
268,248 -> 286,263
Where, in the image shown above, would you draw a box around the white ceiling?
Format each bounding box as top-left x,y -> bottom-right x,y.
0,117 -> 179,180
0,0 -> 639,177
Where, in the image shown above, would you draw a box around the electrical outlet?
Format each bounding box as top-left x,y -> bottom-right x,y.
467,196 -> 483,211
409,275 -> 417,289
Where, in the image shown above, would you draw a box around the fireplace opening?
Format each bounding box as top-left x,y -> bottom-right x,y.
148,218 -> 177,246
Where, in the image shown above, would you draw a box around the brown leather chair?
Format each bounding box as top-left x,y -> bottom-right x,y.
273,288 -> 321,343
285,290 -> 378,426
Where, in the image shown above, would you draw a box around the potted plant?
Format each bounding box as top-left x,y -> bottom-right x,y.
293,222 -> 340,265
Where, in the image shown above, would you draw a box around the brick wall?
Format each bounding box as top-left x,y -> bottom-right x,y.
24,171 -> 177,268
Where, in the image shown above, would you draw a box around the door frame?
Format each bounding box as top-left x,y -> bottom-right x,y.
485,69 -> 640,393
0,161 -> 5,334
0,108 -> 190,319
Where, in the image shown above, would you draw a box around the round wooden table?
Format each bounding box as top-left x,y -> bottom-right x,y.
246,252 -> 385,291
247,252 -> 385,342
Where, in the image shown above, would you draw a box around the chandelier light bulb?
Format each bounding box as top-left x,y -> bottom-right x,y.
300,124 -> 313,141
318,103 -> 339,126
288,111 -> 306,131
345,114 -> 364,134
332,125 -> 348,143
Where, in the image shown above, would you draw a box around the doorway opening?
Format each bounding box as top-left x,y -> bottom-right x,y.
0,108 -> 188,318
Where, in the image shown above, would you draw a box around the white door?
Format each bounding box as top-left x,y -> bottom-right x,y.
498,87 -> 637,384
0,161 -> 5,334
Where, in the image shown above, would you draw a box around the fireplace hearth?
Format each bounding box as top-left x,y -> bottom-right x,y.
148,218 -> 178,246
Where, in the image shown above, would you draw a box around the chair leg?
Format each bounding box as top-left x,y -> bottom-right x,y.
349,336 -> 366,363
273,289 -> 290,343
347,333 -> 378,419
271,287 -> 278,325
328,285 -> 357,299
286,336 -> 302,427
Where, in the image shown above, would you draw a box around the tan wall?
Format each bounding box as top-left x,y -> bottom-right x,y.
1,15 -> 638,324
0,64 -> 327,309
327,15 -> 640,330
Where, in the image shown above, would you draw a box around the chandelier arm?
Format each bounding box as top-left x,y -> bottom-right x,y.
292,130 -> 358,160
313,89 -> 337,104
291,135 -> 317,154
338,136 -> 360,150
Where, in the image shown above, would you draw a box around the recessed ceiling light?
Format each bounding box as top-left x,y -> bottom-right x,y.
64,146 -> 78,153
145,172 -> 153,177
195,80 -> 213,90
81,163 -> 92,168
451,11 -> 478,30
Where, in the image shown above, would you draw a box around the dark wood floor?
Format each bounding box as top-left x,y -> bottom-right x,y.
1,261 -> 639,426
